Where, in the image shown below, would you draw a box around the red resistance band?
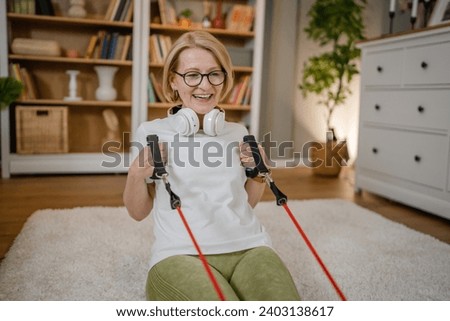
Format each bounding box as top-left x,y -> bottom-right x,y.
175,206 -> 226,301
281,202 -> 347,301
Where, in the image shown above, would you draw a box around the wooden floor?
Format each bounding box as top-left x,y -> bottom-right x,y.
1,167 -> 449,262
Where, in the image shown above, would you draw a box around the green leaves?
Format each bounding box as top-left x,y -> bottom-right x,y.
300,0 -> 366,130
0,77 -> 24,110
304,0 -> 366,45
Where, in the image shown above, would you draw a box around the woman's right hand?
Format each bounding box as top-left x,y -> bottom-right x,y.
129,143 -> 167,179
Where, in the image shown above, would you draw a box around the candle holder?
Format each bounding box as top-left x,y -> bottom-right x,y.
410,16 -> 417,29
389,11 -> 395,34
423,0 -> 432,27
64,70 -> 82,101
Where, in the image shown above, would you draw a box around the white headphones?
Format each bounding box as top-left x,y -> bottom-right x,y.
168,106 -> 225,136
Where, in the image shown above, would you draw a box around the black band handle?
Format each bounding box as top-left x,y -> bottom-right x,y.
243,135 -> 270,175
147,135 -> 167,179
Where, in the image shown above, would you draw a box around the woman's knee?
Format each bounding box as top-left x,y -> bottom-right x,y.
146,255 -> 239,301
230,247 -> 301,301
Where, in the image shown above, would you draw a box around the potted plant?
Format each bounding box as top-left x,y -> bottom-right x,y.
0,77 -> 23,110
299,0 -> 366,176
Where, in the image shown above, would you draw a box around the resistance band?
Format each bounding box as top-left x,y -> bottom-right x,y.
147,135 -> 226,301
244,135 -> 347,301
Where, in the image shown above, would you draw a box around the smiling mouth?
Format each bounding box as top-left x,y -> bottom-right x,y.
193,94 -> 213,99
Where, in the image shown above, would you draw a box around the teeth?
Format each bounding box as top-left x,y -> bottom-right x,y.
193,94 -> 212,99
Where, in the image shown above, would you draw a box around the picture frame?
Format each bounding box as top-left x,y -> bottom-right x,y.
428,0 -> 450,26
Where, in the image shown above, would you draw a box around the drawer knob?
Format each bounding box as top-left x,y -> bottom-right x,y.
376,66 -> 383,73
414,155 -> 421,162
374,104 -> 381,111
417,106 -> 425,113
421,61 -> 428,69
372,147 -> 378,154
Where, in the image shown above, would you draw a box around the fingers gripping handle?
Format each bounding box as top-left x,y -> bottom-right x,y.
146,135 -> 181,209
147,134 -> 167,179
243,135 -> 270,175
243,135 -> 287,206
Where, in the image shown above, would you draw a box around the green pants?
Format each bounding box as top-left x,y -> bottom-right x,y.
146,246 -> 301,301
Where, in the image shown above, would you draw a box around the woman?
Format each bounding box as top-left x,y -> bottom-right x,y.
123,31 -> 300,301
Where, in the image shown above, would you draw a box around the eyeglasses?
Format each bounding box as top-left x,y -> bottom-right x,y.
173,70 -> 227,87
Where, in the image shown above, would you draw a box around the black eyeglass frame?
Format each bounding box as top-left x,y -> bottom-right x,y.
173,70 -> 227,87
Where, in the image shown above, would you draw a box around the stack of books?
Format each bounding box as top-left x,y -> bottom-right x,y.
104,0 -> 134,22
8,63 -> 38,100
84,31 -> 132,61
149,34 -> 172,64
228,75 -> 252,105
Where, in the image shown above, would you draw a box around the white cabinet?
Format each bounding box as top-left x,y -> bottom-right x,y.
355,26 -> 450,220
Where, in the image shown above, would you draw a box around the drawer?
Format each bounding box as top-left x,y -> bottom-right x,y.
361,90 -> 450,131
358,127 -> 448,189
403,41 -> 450,85
362,49 -> 403,86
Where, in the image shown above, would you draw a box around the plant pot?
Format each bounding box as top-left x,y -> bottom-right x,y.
310,140 -> 349,177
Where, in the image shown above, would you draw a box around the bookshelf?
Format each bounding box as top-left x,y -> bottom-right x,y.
0,0 -> 266,177
141,0 -> 265,135
0,0 -> 137,177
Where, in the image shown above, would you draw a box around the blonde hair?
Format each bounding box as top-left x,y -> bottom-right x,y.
162,31 -> 234,103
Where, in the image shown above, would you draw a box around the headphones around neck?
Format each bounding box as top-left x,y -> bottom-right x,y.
168,106 -> 225,136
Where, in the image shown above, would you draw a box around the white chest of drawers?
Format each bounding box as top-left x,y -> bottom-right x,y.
355,26 -> 450,220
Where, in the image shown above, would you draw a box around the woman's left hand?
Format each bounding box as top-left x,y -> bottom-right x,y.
239,142 -> 270,169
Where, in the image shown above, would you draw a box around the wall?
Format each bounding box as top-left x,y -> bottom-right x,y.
259,0 -> 298,157
293,0 -> 386,163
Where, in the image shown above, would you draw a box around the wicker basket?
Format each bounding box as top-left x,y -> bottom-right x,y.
15,106 -> 69,154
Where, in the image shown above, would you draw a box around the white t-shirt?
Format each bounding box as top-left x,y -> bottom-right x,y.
134,115 -> 272,269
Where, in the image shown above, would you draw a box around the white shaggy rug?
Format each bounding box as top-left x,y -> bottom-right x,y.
0,199 -> 449,301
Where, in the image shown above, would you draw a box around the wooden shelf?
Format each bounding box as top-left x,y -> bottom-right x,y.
15,99 -> 131,108
148,102 -> 251,111
9,54 -> 132,66
7,12 -> 133,28
149,62 -> 252,72
150,23 -> 254,38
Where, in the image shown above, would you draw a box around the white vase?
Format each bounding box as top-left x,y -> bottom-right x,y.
94,66 -> 118,101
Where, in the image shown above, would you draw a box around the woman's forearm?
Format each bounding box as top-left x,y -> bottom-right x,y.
123,172 -> 155,221
245,178 -> 266,208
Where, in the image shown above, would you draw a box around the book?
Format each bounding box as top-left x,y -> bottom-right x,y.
157,0 -> 167,24
20,67 -> 38,100
241,5 -> 255,32
9,63 -> 26,100
149,35 -> 159,63
226,5 -> 245,31
107,32 -> 120,59
165,0 -> 177,25
235,75 -> 250,104
242,75 -> 252,105
94,30 -> 107,58
119,0 -> 132,21
84,35 -> 99,58
113,35 -> 126,60
156,34 -> 167,62
226,5 -> 254,32
108,0 -> 122,21
147,76 -> 156,103
36,0 -> 54,16
120,35 -> 132,60
100,32 -> 112,59
113,0 -> 128,21
149,34 -> 172,63
229,75 -> 250,104
104,0 -> 118,20
123,0 -> 134,22
150,72 -> 165,102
